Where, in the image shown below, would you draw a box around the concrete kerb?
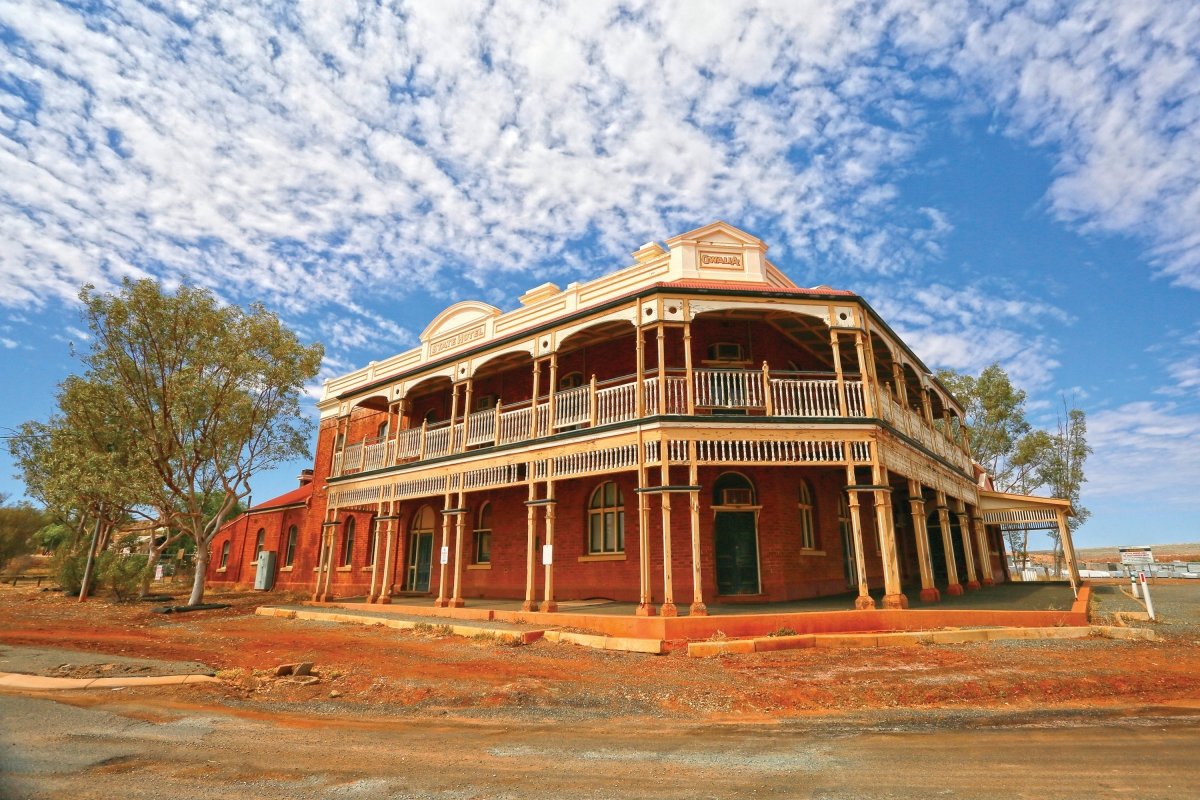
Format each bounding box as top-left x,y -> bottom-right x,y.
259,606 -> 668,652
686,623 -> 1157,657
0,671 -> 219,691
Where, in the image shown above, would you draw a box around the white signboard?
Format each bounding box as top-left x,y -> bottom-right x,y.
542,544 -> 553,566
1119,546 -> 1154,565
439,545 -> 449,565
154,564 -> 164,581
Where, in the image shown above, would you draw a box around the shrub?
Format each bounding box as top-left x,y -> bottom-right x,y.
51,543 -> 90,594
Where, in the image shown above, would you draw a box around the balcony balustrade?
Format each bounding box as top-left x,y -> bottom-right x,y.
332,368 -> 960,477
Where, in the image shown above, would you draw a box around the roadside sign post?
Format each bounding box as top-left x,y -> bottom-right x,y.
1120,547 -> 1154,599
1139,572 -> 1156,621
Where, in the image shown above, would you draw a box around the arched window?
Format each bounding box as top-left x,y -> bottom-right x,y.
559,371 -> 585,390
254,528 -> 266,561
713,472 -> 755,507
284,525 -> 298,567
588,482 -> 624,554
340,517 -> 356,567
798,481 -> 816,550
376,420 -> 389,441
219,540 -> 231,569
474,502 -> 492,564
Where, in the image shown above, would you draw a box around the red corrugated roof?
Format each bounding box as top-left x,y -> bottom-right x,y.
659,279 -> 856,296
218,483 -> 314,532
250,483 -> 313,511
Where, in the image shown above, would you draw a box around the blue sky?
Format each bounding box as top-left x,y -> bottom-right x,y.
1,1 -> 1198,549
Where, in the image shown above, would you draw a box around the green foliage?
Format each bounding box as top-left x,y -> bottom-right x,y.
0,495 -> 49,573
76,279 -> 323,605
98,535 -> 150,601
938,365 -> 1091,569
51,543 -> 89,594
32,522 -> 75,552
937,364 -> 1045,492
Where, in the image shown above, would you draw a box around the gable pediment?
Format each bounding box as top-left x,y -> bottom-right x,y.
420,300 -> 501,345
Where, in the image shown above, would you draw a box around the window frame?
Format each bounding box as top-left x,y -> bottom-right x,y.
587,481 -> 625,555
798,481 -> 816,550
253,528 -> 266,562
284,525 -> 298,567
473,502 -> 492,564
340,517 -> 356,567
219,540 -> 230,569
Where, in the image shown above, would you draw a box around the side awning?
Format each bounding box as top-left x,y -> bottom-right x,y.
978,490 -> 1080,589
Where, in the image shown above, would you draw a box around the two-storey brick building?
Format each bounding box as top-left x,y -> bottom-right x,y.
208,222 -> 1080,615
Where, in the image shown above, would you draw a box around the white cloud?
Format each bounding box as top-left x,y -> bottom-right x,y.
1086,401 -> 1200,509
866,280 -> 1069,390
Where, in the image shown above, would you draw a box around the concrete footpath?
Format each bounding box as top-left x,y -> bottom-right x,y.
0,644 -> 218,691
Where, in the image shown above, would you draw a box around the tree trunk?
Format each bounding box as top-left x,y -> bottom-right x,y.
78,516 -> 102,602
140,541 -> 160,599
188,540 -> 208,607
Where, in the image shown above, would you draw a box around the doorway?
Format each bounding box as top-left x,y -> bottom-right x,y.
712,473 -> 760,596
405,505 -> 435,592
715,511 -> 760,595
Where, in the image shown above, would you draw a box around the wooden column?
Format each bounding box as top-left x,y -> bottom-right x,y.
447,382 -> 461,452
434,488 -> 453,607
830,330 -> 848,417
521,481 -> 537,612
683,320 -> 696,415
1056,509 -> 1081,588
936,490 -> 963,595
377,505 -> 398,604
972,512 -> 995,585
853,331 -> 877,417
367,513 -> 383,603
873,465 -> 908,609
540,482 -> 557,613
459,379 -> 473,453
658,436 -> 676,616
955,503 -> 980,590
635,427 -> 655,616
448,489 -> 468,608
547,354 -> 559,432
635,323 -> 646,418
530,359 -> 542,439
687,441 -> 705,615
844,463 -> 873,609
907,480 -> 940,603
655,322 -> 666,414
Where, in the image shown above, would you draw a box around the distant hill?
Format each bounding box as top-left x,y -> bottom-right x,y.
1029,543 -> 1200,563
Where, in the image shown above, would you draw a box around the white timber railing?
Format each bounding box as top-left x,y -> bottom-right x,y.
329,369 -> 958,476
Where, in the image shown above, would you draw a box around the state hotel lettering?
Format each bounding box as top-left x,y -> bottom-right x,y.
430,325 -> 486,355
701,252 -> 742,268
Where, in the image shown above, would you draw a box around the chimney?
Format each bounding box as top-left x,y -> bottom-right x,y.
298,469 -> 314,487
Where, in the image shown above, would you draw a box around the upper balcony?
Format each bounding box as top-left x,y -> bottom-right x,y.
331,364 -> 970,478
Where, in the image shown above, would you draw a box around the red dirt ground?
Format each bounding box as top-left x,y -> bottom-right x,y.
2,584 -> 1198,718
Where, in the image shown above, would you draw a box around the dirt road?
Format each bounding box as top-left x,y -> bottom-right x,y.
3,691 -> 1198,799
2,583 -> 1199,798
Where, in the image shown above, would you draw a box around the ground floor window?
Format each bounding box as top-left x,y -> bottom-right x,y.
798,481 -> 816,549
588,481 -> 624,554
341,517 -> 355,566
474,502 -> 492,564
219,540 -> 230,569
254,528 -> 266,561
284,525 -> 298,567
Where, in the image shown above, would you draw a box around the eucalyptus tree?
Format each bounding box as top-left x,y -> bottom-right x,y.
937,363 -> 1089,570
77,279 -> 323,605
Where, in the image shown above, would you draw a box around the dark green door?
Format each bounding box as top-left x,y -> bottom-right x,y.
407,533 -> 434,592
715,512 -> 759,595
